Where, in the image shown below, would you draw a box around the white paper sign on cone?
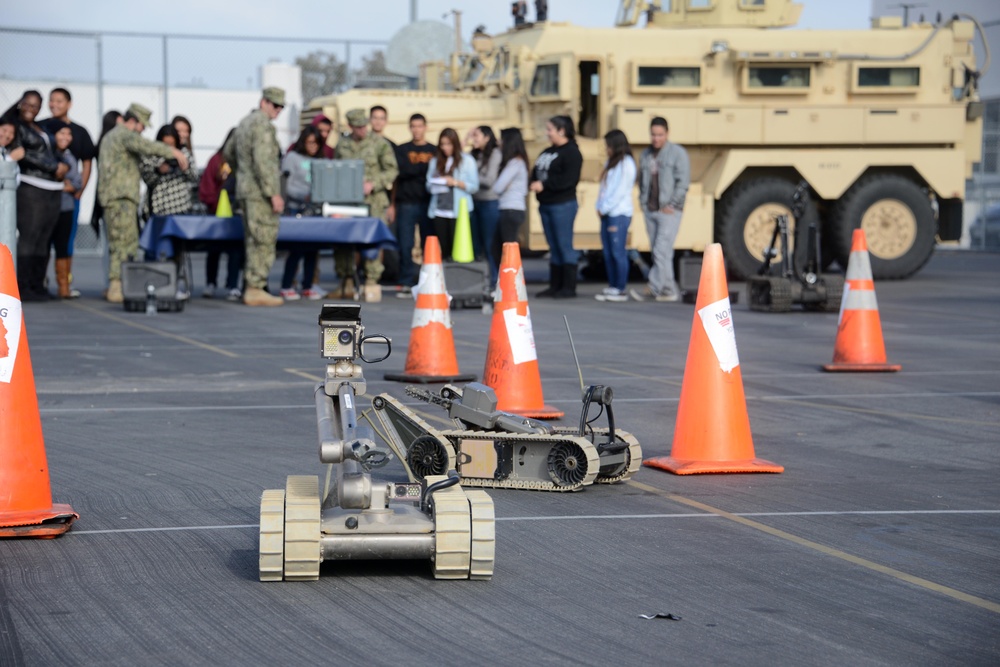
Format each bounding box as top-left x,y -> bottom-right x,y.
0,293 -> 22,384
502,306 -> 537,365
697,296 -> 740,373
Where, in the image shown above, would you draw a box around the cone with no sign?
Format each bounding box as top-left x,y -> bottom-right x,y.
385,235 -> 476,383
823,229 -> 901,372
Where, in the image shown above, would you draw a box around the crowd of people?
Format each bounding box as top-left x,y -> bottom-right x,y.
0,84 -> 690,307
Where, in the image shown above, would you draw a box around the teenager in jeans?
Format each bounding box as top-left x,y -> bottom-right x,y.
595,130 -> 636,302
529,115 -> 582,298
280,126 -> 324,300
631,116 -> 690,302
426,128 -> 478,262
490,127 -> 529,288
390,113 -> 436,296
469,125 -> 501,266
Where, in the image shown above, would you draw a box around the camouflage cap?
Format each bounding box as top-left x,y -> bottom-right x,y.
126,103 -> 152,127
262,86 -> 286,107
345,108 -> 369,127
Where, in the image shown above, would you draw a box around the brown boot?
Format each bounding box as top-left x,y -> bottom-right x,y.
105,279 -> 123,304
55,258 -> 80,299
243,286 -> 283,307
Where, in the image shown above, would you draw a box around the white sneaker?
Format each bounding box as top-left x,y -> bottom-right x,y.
226,288 -> 242,302
280,288 -> 301,301
601,286 -> 618,296
606,292 -> 629,302
654,291 -> 681,303
202,284 -> 216,299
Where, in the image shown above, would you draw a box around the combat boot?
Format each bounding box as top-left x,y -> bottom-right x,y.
243,286 -> 283,307
105,279 -> 124,304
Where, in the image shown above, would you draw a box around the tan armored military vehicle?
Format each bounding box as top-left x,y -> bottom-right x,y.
304,0 -> 988,280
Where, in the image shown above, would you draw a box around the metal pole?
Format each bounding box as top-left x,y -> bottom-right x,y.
162,35 -> 169,123
345,41 -> 352,89
0,162 -> 17,267
96,35 -> 104,121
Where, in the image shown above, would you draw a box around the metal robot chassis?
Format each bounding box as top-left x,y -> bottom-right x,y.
258,304 -> 495,582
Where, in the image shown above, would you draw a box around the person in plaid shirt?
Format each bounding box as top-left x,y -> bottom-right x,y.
140,124 -> 197,219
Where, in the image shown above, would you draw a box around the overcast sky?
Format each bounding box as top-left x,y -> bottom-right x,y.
4,0 -> 875,39
1,1 -> 878,88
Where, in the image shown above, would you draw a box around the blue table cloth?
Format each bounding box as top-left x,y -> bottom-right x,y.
140,215 -> 396,258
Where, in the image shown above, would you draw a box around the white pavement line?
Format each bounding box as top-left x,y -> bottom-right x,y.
67,510 -> 1000,536
72,524 -> 258,535
39,389 -> 1000,413
40,405 -> 314,414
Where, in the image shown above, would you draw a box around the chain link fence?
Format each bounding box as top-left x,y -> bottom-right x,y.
0,27 -> 396,255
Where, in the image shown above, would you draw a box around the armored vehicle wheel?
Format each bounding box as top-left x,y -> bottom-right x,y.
407,435 -> 451,478
467,490 -> 496,580
428,477 -> 472,580
259,489 -> 285,582
716,177 -> 819,281
547,441 -> 589,486
829,173 -> 935,280
283,475 -> 321,581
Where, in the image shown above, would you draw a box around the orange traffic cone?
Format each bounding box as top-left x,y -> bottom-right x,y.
482,242 -> 563,419
385,236 -> 476,383
823,229 -> 901,372
0,245 -> 79,537
644,243 -> 783,475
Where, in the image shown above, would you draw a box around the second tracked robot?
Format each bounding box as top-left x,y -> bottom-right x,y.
370,382 -> 643,492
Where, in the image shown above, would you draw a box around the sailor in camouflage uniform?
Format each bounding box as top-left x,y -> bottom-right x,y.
97,103 -> 188,303
334,108 -> 398,291
223,87 -> 286,307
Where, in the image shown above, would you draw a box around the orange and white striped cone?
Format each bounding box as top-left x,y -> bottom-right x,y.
481,242 -> 563,419
644,244 -> 783,475
385,236 -> 476,383
0,245 -> 79,537
823,229 -> 901,372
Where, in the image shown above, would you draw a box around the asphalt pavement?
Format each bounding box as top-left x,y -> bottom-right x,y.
2,249 -> 998,666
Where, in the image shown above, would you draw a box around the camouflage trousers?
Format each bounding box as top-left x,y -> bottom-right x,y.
334,248 -> 384,285
240,198 -> 279,289
333,201 -> 386,284
104,199 -> 139,281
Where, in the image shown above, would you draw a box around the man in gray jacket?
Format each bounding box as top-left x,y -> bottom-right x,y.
631,116 -> 689,302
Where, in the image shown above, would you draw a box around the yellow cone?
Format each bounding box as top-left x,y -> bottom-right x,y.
452,197 -> 474,263
216,189 -> 233,218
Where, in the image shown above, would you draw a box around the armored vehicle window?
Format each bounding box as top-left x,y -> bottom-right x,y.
687,0 -> 713,9
531,64 -> 560,97
857,67 -> 920,88
747,65 -> 811,90
636,66 -> 701,91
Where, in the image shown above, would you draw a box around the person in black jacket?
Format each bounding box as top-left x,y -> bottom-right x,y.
529,115 -> 582,298
2,90 -> 68,300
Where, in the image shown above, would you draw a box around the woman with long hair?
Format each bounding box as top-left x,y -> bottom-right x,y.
198,127 -> 243,300
490,127 -> 529,286
280,126 -> 325,300
426,127 -> 479,261
594,129 -> 636,302
529,115 -> 582,298
140,124 -> 197,219
469,125 -> 501,266
3,90 -> 68,300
